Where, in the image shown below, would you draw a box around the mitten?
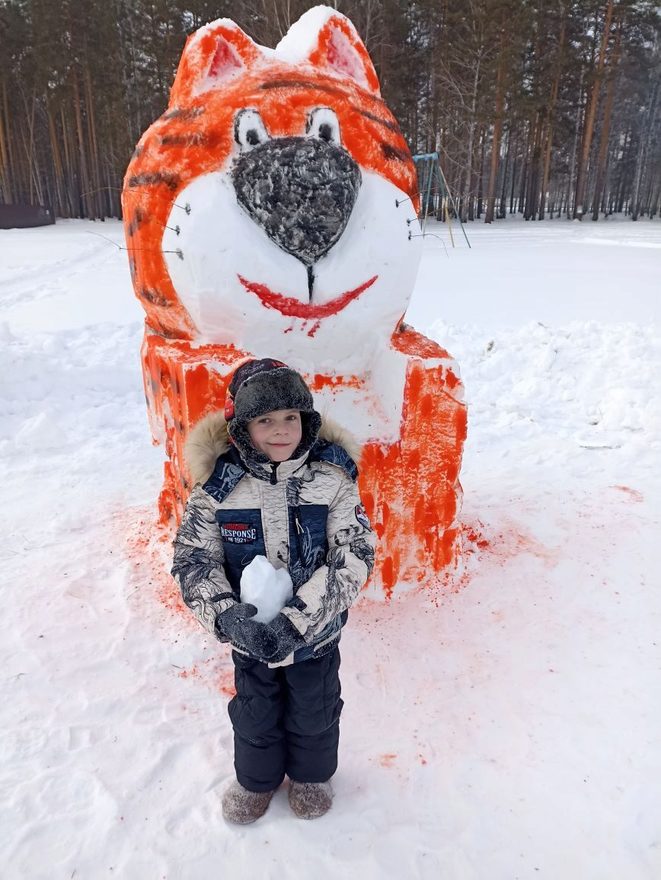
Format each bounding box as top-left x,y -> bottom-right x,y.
262,613 -> 306,663
231,618 -> 279,660
215,602 -> 258,641
216,604 -> 279,659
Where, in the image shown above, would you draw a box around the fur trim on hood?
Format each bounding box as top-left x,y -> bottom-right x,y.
185,411 -> 361,486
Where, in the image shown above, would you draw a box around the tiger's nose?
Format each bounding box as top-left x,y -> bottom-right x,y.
232,137 -> 361,295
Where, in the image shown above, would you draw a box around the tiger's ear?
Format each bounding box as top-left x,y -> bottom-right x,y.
169,20 -> 262,105
279,10 -> 381,97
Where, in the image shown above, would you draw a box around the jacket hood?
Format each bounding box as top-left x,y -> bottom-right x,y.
185,410 -> 362,486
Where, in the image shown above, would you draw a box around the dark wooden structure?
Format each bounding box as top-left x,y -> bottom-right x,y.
0,204 -> 55,229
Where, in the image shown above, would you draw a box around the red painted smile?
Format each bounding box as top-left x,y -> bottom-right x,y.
238,274 -> 378,319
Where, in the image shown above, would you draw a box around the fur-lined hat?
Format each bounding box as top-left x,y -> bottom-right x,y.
224,358 -> 322,463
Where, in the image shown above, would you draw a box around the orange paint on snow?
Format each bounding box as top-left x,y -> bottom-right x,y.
177,660 -> 237,697
119,509 -> 182,612
379,753 -> 398,767
461,517 -> 555,572
611,485 -> 644,502
465,527 -> 489,549
114,507 -> 242,697
496,527 -> 558,567
309,373 -> 364,392
157,577 -> 188,616
218,669 -> 237,698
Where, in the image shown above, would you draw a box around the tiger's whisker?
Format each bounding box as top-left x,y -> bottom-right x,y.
89,234 -> 185,261
122,188 -> 191,218
86,231 -> 124,249
407,232 -> 450,256
395,191 -> 421,208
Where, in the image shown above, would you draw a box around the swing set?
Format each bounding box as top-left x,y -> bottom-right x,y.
413,152 -> 471,249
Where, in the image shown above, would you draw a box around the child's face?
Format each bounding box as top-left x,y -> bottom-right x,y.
247,409 -> 303,462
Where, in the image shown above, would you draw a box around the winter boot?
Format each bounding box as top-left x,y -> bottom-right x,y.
222,780 -> 275,824
288,780 -> 333,819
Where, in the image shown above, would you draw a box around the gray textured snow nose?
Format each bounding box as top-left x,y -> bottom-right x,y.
232,137 -> 361,294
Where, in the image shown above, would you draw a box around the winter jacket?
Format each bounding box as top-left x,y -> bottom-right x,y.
171,412 -> 376,666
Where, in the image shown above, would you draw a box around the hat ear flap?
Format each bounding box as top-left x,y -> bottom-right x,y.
301,410 -> 322,449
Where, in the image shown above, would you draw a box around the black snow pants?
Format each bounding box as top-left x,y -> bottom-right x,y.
228,647 -> 343,793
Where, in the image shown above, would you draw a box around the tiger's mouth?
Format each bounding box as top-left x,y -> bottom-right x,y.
238,274 -> 378,319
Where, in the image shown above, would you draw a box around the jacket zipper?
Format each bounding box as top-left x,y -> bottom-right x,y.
270,462 -> 278,485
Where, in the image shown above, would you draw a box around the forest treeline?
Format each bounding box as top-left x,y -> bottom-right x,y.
1,0 -> 659,222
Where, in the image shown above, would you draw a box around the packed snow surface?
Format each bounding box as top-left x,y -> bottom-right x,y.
1,216 -> 660,879
240,556 -> 294,624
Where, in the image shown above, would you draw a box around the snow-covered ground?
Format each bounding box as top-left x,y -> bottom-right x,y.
1,216 -> 660,879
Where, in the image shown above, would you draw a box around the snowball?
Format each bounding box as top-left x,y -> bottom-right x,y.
240,555 -> 293,623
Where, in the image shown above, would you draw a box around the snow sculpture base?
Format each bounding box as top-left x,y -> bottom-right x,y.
142,327 -> 466,598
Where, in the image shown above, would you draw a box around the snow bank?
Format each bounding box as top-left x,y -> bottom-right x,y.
1,216 -> 660,878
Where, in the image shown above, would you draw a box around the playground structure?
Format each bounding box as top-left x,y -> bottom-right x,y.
413,152 -> 471,248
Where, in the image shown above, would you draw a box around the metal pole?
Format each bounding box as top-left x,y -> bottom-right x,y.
437,160 -> 472,249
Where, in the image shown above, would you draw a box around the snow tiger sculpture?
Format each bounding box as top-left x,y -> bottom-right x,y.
122,6 -> 467,596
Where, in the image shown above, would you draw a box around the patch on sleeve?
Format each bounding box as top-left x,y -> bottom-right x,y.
355,504 -> 371,529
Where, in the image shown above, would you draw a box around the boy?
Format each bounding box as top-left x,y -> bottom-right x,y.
171,358 -> 376,823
